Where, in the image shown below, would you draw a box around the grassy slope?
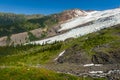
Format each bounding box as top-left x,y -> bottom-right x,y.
0,25 -> 120,65
0,25 -> 119,80
0,67 -> 106,80
0,12 -> 58,37
0,67 -> 78,80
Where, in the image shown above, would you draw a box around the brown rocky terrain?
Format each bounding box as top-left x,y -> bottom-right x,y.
55,9 -> 87,22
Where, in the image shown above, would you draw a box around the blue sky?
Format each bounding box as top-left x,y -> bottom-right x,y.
0,0 -> 120,15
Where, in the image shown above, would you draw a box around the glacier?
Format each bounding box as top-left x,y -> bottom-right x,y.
26,8 -> 120,45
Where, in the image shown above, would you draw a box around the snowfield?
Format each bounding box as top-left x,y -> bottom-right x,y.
83,64 -> 102,67
58,8 -> 120,31
54,50 -> 65,61
26,8 -> 120,45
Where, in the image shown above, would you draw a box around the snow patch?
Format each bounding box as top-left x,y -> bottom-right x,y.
54,50 -> 65,61
89,71 -> 103,74
94,64 -> 102,66
83,64 -> 102,67
83,64 -> 94,67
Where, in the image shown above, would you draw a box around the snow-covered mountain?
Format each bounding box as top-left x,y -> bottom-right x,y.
62,9 -> 87,18
27,8 -> 120,45
54,9 -> 87,23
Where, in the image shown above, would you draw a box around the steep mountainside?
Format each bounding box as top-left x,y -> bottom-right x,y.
1,8 -> 120,46
0,13 -> 44,37
0,9 -> 86,46
28,8 -> 120,45
0,24 -> 119,79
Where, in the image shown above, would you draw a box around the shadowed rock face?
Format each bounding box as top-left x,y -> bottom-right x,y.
57,44 -> 92,64
92,49 -> 120,64
57,45 -> 120,64
57,50 -> 91,64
